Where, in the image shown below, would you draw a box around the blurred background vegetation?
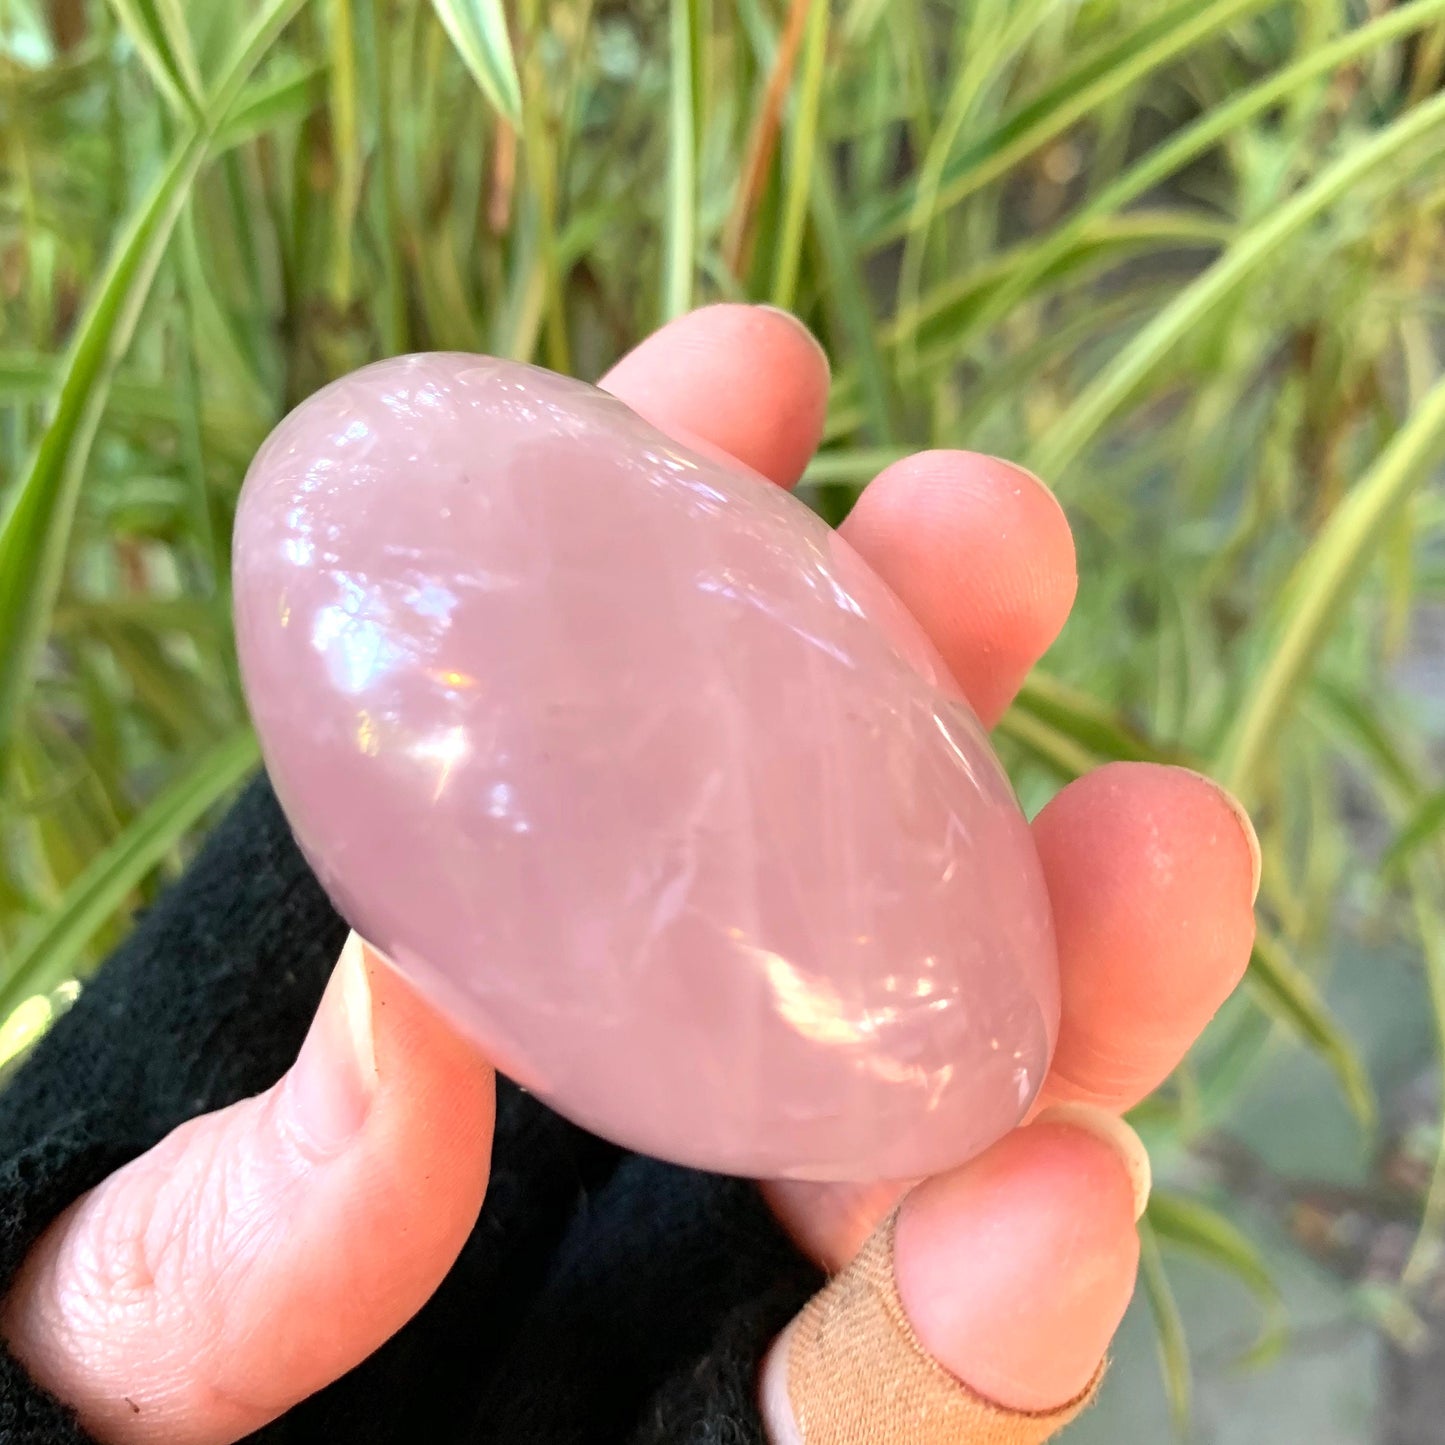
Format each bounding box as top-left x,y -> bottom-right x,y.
4,0 -> 1445,1436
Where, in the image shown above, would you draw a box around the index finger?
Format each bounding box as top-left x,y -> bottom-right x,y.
601,303 -> 830,487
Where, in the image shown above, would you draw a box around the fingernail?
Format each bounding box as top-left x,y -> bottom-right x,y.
757,304 -> 831,377
1183,769 -> 1263,902
284,931 -> 378,1157
985,455 -> 1047,485
894,1125 -> 1141,1412
1032,1104 -> 1152,1219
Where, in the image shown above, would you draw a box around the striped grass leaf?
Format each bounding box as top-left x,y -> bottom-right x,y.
1012,671 -> 1171,766
733,0 -> 899,439
0,137 -> 206,778
1029,88 -> 1445,482
769,0 -> 827,311
215,60 -> 329,152
896,0 -> 1445,363
0,0 -> 308,779
993,707 -> 1101,783
1246,929 -> 1376,1129
0,353 -> 256,451
862,0 -> 1279,248
663,0 -> 699,322
1148,1190 -> 1287,1365
429,0 -> 523,126
326,0 -> 364,306
894,211 -> 1235,357
1222,368 -> 1445,805
893,0 -> 1058,342
1140,1220 -> 1192,1436
105,0 -> 204,119
722,0 -> 814,278
807,160 -> 899,441
1384,789 -> 1445,876
0,729 -> 259,1018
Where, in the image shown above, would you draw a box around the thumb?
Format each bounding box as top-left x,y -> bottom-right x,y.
1,935 -> 494,1445
760,1109 -> 1150,1445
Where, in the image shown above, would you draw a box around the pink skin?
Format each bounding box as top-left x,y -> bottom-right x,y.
0,306 -> 1259,1445
758,1117 -> 1143,1445
893,1122 -> 1140,1410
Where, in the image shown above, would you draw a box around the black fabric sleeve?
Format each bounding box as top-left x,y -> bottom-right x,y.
472,1157 -> 822,1444
628,1289 -> 812,1445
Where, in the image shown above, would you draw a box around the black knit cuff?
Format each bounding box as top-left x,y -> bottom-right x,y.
0,1345 -> 96,1445
628,1283 -> 816,1445
472,1157 -> 823,1443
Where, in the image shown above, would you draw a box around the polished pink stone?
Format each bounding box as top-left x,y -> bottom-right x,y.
232,354 -> 1058,1181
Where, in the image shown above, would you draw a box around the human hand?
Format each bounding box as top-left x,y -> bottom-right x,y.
0,305 -> 1258,1444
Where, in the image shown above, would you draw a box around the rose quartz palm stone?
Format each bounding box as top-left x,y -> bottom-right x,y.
232,353 -> 1058,1182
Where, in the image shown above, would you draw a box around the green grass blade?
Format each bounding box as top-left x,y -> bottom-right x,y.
208,0 -> 316,122
430,0 -> 523,126
0,353 -> 54,401
896,211 -> 1233,353
1310,679 -> 1423,800
863,0 -> 1276,249
1384,788 -> 1445,876
994,707 -> 1101,782
215,62 -> 329,152
770,0 -> 827,311
0,730 -> 259,1018
172,230 -> 224,596
803,447 -> 913,486
93,619 -> 221,749
734,0 -> 896,437
1246,930 -> 1376,1128
149,0 -> 204,98
1013,671 -> 1169,765
892,0 -> 1053,343
1222,368 -> 1445,803
1030,88 -> 1445,481
105,0 -> 203,118
899,0 -> 1445,361
54,597 -> 222,636
663,0 -> 698,321
0,0 -> 306,777
0,352 -> 259,461
1139,1221 -> 1193,1437
372,0 -> 410,356
1148,1190 -> 1287,1364
513,15 -> 571,371
808,164 -> 899,440
326,0 -> 363,305
0,137 -> 207,777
